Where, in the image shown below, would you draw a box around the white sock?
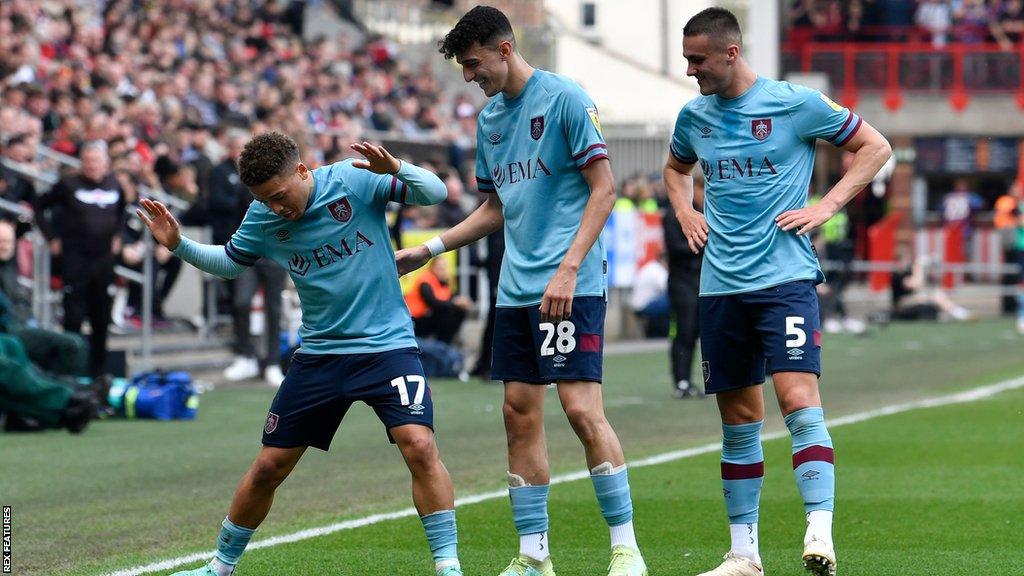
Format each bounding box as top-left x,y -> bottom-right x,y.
729,523 -> 760,562
806,510 -> 834,542
609,519 -> 638,550
436,558 -> 461,572
520,532 -> 550,562
210,558 -> 234,576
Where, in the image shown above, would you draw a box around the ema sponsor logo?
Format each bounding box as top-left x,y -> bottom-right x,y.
492,157 -> 552,190
700,156 -> 777,183
287,231 -> 375,277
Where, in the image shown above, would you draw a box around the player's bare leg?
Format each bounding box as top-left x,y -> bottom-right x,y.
227,446 -> 306,527
393,424 -> 463,575
774,372 -> 836,576
499,382 -> 555,575
168,446 -> 307,576
392,424 -> 456,514
695,386 -> 766,576
558,381 -> 647,576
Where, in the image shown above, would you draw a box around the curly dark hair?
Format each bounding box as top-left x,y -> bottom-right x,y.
238,131 -> 301,187
683,7 -> 742,47
438,5 -> 515,60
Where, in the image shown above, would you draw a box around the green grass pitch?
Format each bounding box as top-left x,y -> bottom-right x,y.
2,319 -> 1022,575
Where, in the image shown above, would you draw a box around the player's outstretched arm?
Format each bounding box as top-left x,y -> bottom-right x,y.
538,157 -> 616,323
394,193 -> 504,275
776,122 -> 892,236
663,153 -> 708,254
136,198 -> 247,280
350,142 -> 447,206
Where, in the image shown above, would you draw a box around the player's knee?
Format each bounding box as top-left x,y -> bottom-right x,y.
249,456 -> 292,489
399,434 -> 438,470
502,397 -> 539,428
563,404 -> 605,442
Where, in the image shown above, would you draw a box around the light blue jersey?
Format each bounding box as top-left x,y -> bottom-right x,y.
176,159 -> 446,355
475,70 -> 609,307
670,77 -> 862,295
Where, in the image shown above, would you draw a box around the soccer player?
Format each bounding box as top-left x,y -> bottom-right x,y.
663,9 -> 892,576
396,6 -> 647,576
137,132 -> 464,576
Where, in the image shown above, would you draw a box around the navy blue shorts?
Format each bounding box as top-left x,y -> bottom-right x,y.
699,280 -> 822,394
262,347 -> 433,451
491,296 -> 605,384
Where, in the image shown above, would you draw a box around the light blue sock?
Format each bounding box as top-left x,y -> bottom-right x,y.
721,421 -> 764,524
510,484 -> 550,535
421,510 -> 459,566
785,407 -> 835,513
1017,292 -> 1024,322
590,466 -> 633,527
214,517 -> 256,567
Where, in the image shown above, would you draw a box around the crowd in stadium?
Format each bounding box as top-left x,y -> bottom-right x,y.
787,0 -> 1024,48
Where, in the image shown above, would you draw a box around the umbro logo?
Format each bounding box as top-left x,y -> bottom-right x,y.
276,229 -> 291,242
489,132 -> 501,144
409,403 -> 425,415
553,355 -> 567,364
699,125 -> 713,138
802,469 -> 820,480
788,348 -> 805,358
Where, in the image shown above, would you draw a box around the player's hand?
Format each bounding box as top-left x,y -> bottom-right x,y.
540,264 -> 577,323
395,245 -> 431,276
136,198 -> 182,251
776,200 -> 838,236
350,142 -> 401,174
677,207 -> 708,254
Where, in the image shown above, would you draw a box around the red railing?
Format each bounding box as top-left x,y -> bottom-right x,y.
781,41 -> 1024,112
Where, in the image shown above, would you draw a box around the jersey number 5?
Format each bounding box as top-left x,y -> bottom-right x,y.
539,321 -> 577,356
785,316 -> 807,348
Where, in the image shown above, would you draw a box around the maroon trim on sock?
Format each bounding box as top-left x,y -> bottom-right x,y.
721,461 -> 764,480
792,445 -> 835,468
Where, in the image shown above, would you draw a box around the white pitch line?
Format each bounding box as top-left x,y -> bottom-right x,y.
104,375 -> 1024,576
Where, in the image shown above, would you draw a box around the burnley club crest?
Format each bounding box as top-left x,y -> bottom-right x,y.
751,118 -> 772,141
530,116 -> 544,140
328,198 -> 352,223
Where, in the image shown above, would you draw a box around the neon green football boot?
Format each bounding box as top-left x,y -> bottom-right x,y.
169,564 -> 220,576
606,544 -> 648,576
497,554 -> 556,576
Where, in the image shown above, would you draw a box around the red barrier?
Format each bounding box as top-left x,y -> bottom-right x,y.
868,212 -> 901,292
942,221 -> 965,289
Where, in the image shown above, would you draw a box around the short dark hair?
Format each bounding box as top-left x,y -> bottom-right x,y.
683,7 -> 742,47
238,131 -> 300,187
438,5 -> 515,60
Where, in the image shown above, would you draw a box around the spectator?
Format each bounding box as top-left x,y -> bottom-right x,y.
941,176 -> 985,262
36,142 -> 124,378
469,226 -> 503,380
437,170 -> 468,227
916,0 -> 953,48
890,246 -> 974,322
994,180 -> 1023,314
662,201 -> 703,398
630,252 -> 670,339
405,257 -> 471,345
991,0 -> 1024,50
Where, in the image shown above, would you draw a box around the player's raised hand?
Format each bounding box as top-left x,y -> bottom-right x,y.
136,198 -> 181,251
395,245 -> 432,276
351,142 -> 401,174
540,264 -> 577,323
677,206 -> 709,254
775,199 -> 838,236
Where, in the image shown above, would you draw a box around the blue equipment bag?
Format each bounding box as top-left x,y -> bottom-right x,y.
120,371 -> 199,420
